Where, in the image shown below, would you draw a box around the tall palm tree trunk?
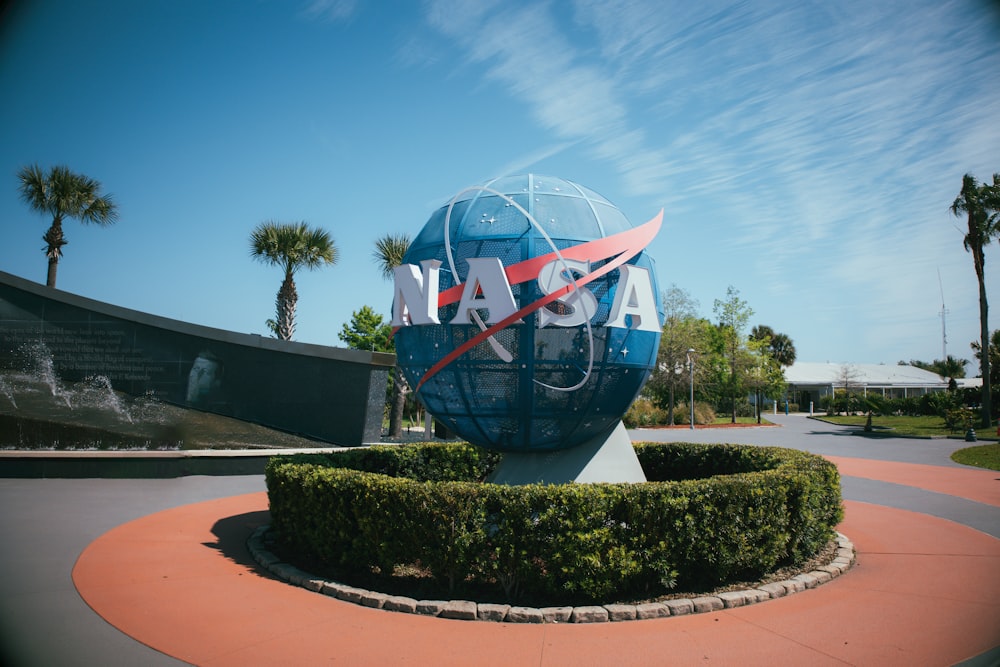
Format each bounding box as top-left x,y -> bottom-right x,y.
276,272 -> 297,341
975,248 -> 993,428
46,255 -> 59,289
42,217 -> 66,288
372,232 -> 413,439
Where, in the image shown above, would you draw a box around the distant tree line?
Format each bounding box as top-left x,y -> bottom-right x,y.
637,284 -> 795,426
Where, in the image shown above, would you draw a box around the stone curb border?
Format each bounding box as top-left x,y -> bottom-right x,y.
246,527 -> 856,623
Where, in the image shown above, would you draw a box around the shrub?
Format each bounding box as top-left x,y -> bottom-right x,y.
623,397 -> 668,427
713,397 -> 757,418
944,406 -> 975,433
265,442 -> 842,606
674,401 -> 716,425
276,442 -> 500,482
919,391 -> 958,417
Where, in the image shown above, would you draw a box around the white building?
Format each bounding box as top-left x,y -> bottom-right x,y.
784,362 -> 949,411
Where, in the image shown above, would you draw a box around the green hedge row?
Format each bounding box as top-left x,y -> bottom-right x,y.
272,442 -> 501,482
265,442 -> 842,606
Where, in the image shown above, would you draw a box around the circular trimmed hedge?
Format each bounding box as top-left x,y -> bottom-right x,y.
265,442 -> 842,606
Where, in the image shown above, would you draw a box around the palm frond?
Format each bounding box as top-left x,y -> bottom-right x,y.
17,164 -> 117,224
372,232 -> 411,280
250,220 -> 338,273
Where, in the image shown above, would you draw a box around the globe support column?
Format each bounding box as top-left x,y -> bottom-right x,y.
486,421 -> 646,485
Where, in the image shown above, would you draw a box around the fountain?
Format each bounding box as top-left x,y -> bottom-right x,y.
0,343 -> 177,450
0,343 -> 347,451
0,375 -> 16,410
0,268 -> 394,449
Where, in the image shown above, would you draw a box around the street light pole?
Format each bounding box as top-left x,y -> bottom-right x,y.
687,348 -> 695,430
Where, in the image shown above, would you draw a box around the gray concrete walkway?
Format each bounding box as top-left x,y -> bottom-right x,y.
631,413 -> 978,466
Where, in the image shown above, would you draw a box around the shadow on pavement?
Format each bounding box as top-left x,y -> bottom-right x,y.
206,510 -> 271,571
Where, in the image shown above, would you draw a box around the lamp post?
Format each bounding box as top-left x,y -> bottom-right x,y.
687,348 -> 695,430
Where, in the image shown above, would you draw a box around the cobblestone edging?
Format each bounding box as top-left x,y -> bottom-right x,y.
246,527 -> 856,623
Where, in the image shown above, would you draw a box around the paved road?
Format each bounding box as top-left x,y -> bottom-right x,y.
633,414 -> 1000,539
0,414 -> 996,666
0,476 -> 265,666
631,413 -> 976,466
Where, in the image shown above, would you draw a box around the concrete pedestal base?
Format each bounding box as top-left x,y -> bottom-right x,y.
487,421 -> 646,485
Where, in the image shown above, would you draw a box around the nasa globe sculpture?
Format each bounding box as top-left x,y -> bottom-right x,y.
392,174 -> 663,483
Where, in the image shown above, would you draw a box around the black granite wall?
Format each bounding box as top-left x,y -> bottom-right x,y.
0,270 -> 393,446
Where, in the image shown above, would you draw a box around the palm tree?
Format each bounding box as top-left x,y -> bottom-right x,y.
750,325 -> 797,367
250,221 -> 338,341
970,329 -> 1000,388
373,233 -> 412,438
769,333 -> 797,367
951,173 -> 1000,427
17,164 -> 118,288
936,355 -> 968,391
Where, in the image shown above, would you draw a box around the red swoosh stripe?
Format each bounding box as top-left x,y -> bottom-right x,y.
414,210 -> 662,391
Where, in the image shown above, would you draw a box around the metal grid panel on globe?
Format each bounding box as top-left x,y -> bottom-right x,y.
393,174 -> 662,453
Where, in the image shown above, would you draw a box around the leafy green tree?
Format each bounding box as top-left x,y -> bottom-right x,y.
338,306 -> 400,440
373,233 -> 412,438
646,285 -> 701,423
951,172 -> 1000,426
745,337 -> 786,423
17,164 -> 118,288
249,221 -> 338,341
338,305 -> 393,352
713,286 -> 754,423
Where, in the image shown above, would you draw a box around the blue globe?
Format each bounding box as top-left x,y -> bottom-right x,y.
394,174 -> 662,452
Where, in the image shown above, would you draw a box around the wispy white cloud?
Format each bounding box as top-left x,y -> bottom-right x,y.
300,0 -> 358,23
423,1 -> 668,197
421,0 -> 1000,361
491,140 -> 582,179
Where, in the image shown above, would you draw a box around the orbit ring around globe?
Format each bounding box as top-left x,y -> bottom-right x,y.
393,174 -> 663,454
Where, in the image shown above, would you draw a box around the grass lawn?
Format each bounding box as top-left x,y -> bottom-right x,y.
814,414 -> 998,440
951,443 -> 1000,470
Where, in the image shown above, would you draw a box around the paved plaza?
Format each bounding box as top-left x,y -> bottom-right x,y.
1,414 -> 998,665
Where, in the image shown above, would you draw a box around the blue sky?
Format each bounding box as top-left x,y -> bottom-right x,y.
1,0 -> 998,369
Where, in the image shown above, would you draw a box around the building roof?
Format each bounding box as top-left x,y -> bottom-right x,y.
955,376 -> 983,389
785,362 -> 948,388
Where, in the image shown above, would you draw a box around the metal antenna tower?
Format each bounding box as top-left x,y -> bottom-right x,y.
938,268 -> 949,360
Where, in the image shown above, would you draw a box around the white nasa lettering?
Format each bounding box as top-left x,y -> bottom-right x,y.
391,259 -> 441,326
606,265 -> 660,332
392,257 -> 659,332
536,258 -> 598,328
450,257 -> 519,325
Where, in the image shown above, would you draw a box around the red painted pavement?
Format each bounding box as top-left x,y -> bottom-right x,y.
826,456 -> 1000,507
73,460 -> 1000,666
